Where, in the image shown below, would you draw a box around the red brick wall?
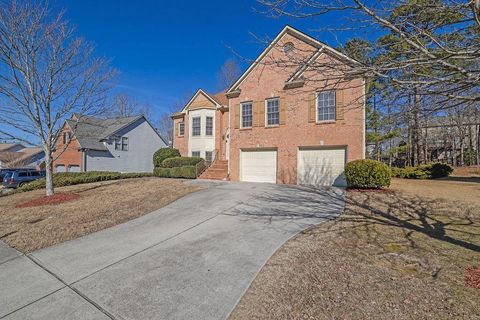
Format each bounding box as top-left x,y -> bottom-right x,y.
53,125 -> 83,171
173,116 -> 188,156
215,109 -> 229,160
228,33 -> 365,184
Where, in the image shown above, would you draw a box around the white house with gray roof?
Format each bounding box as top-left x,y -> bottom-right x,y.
54,114 -> 167,173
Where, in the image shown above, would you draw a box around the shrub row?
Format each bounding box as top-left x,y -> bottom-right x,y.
345,159 -> 391,189
391,162 -> 453,179
153,166 -> 196,179
20,171 -> 152,192
160,156 -> 203,168
153,148 -> 181,167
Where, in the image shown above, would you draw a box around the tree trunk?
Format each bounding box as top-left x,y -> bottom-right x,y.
412,93 -> 423,165
44,148 -> 54,196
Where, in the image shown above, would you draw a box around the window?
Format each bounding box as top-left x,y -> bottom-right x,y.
63,132 -> 71,145
178,122 -> 185,136
241,102 -> 253,128
192,151 -> 200,157
266,98 -> 280,126
115,137 -> 128,151
192,117 -> 201,136
121,137 -> 129,151
115,138 -> 121,150
205,151 -> 213,163
30,171 -> 40,177
284,42 -> 294,55
317,90 -> 336,122
206,117 -> 213,136
18,171 -> 29,177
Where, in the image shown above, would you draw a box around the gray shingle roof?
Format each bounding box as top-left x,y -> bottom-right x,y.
66,115 -> 144,151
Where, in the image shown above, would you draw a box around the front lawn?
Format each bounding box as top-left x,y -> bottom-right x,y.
230,178 -> 480,319
0,177 -> 202,253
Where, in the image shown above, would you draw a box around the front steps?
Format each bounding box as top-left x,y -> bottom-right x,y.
198,160 -> 228,180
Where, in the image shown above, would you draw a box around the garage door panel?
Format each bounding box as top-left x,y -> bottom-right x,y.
241,150 -> 277,183
298,148 -> 346,187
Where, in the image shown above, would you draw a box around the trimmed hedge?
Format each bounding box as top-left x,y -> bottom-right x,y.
345,159 -> 391,189
153,166 -> 196,179
20,171 -> 152,192
391,162 -> 453,179
153,148 -> 181,167
161,157 -> 203,168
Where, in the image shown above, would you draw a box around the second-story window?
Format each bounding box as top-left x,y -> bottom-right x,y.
317,90 -> 336,122
266,98 -> 279,126
115,137 -> 129,151
179,122 -> 185,136
115,137 -> 121,150
192,117 -> 201,136
241,102 -> 252,128
206,116 -> 213,136
121,137 -> 129,151
63,132 -> 71,144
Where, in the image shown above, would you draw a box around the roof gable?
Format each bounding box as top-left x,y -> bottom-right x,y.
181,89 -> 222,113
226,25 -> 359,94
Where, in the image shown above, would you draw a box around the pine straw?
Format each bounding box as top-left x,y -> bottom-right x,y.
230,178 -> 480,320
0,178 -> 202,253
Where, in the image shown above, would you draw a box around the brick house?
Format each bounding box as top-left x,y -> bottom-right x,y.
54,114 -> 167,173
172,26 -> 365,187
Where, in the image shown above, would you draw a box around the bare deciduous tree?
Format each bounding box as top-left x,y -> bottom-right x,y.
257,0 -> 480,108
0,1 -> 115,195
106,93 -> 153,119
217,59 -> 242,91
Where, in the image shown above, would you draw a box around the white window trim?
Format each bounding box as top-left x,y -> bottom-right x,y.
191,151 -> 201,157
240,102 -> 253,129
178,122 -> 184,137
315,90 -> 337,123
205,116 -> 213,136
192,116 -> 201,137
265,97 -> 280,127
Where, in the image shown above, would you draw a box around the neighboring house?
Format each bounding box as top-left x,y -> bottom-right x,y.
172,26 -> 365,187
0,143 -> 45,169
54,114 -> 167,173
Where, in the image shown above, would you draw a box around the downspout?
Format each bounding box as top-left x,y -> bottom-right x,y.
83,150 -> 87,172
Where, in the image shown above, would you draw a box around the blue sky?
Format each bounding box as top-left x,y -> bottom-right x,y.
54,0 -> 366,118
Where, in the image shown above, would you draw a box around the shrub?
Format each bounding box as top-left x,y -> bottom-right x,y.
161,157 -> 203,168
427,162 -> 454,178
153,166 -> 196,179
391,162 -> 453,179
345,159 -> 391,189
153,148 -> 180,167
20,171 -> 152,192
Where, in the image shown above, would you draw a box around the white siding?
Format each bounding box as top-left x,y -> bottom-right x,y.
187,109 -> 215,158
85,118 -> 166,173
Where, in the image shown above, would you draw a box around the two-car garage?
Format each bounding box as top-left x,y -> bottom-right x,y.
240,147 -> 347,187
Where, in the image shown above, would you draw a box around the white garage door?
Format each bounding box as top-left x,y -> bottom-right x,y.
297,148 -> 347,187
55,165 -> 65,173
68,165 -> 80,172
241,150 -> 277,183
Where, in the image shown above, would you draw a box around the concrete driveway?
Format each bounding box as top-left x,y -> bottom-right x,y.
0,181 -> 344,320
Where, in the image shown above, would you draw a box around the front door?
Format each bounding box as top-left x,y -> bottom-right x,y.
225,128 -> 230,160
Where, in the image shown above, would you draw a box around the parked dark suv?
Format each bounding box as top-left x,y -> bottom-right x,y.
2,169 -> 46,188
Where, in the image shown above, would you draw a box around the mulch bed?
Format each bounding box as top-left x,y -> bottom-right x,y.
465,266 -> 480,289
347,188 -> 394,193
15,192 -> 80,208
